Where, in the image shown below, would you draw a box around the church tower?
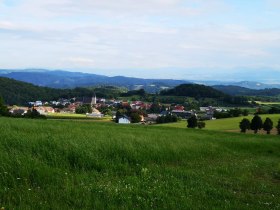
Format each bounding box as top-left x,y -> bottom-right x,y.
91,93 -> 96,106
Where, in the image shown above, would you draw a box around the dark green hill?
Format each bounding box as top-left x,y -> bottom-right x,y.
160,84 -> 249,105
160,84 -> 228,98
0,77 -> 94,105
213,85 -> 280,96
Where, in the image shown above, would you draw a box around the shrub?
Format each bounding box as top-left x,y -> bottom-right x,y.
197,121 -> 206,129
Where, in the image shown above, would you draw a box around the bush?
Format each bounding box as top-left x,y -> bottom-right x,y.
130,112 -> 142,123
156,115 -> 178,124
197,121 -> 206,129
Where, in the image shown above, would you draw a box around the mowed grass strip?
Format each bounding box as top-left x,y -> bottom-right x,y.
0,117 -> 279,209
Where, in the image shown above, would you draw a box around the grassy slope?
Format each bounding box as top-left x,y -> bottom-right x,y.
0,117 -> 280,209
47,113 -> 112,121
156,114 -> 280,131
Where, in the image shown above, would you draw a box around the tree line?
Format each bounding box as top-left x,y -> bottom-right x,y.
239,115 -> 280,135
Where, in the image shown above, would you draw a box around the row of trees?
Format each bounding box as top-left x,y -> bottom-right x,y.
156,115 -> 179,124
239,115 -> 280,134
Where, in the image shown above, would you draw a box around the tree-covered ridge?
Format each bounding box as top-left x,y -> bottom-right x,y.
160,84 -> 228,98
0,77 -> 123,105
213,85 -> 280,96
160,84 -> 249,105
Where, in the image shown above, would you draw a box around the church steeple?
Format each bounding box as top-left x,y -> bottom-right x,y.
91,93 -> 96,106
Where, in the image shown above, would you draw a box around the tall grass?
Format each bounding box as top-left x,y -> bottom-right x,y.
0,117 -> 279,209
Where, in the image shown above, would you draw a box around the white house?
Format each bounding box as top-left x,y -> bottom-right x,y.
118,116 -> 131,124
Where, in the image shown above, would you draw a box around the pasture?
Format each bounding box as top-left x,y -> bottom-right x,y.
0,117 -> 279,209
157,114 -> 280,133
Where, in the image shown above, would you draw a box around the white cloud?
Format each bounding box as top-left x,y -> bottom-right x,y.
0,0 -> 280,78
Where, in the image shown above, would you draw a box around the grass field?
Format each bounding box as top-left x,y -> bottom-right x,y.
256,101 -> 280,105
156,114 -> 280,133
0,117 -> 280,209
47,113 -> 112,122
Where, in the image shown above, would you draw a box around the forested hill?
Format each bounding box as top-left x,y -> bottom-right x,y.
213,85 -> 280,96
0,77 -> 94,105
160,84 -> 228,98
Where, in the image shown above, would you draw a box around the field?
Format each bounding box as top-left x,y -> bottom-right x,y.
156,114 -> 280,133
0,117 -> 280,209
47,113 -> 112,122
256,101 -> 280,105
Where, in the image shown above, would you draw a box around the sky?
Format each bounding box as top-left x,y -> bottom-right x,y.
0,0 -> 280,79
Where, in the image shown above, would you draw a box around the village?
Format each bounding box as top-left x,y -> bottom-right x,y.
7,94 -> 228,124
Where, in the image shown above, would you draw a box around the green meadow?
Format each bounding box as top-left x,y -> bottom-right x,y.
0,117 -> 280,209
47,113 -> 112,122
156,114 -> 280,132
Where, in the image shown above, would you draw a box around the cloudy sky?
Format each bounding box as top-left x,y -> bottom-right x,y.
0,0 -> 280,79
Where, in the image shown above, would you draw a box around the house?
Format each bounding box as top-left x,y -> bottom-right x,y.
9,106 -> 28,115
173,105 -> 185,111
35,101 -> 43,106
77,94 -> 97,106
44,107 -> 55,113
118,115 -> 131,124
200,106 -> 216,120
144,114 -> 159,124
86,108 -> 104,118
171,110 -> 196,119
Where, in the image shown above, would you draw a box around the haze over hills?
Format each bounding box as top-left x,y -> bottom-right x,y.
0,69 -> 190,93
1,69 -> 280,92
212,85 -> 280,97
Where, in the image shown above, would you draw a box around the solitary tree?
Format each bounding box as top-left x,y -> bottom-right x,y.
250,115 -> 263,134
187,115 -> 198,128
276,119 -> 280,135
197,121 -> 206,129
263,118 -> 273,134
0,96 -> 8,116
239,118 -> 251,133
130,112 -> 141,123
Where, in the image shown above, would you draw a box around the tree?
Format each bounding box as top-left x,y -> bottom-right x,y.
239,118 -> 251,133
24,108 -> 46,119
197,121 -> 206,129
0,96 -> 9,116
187,115 -> 198,128
250,115 -> 263,134
130,112 -> 141,123
75,104 -> 92,114
276,119 -> 280,135
229,108 -> 242,117
242,109 -> 249,116
263,118 -> 273,134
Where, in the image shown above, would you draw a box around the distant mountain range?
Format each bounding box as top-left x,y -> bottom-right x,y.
0,69 -> 189,93
1,69 -> 280,92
